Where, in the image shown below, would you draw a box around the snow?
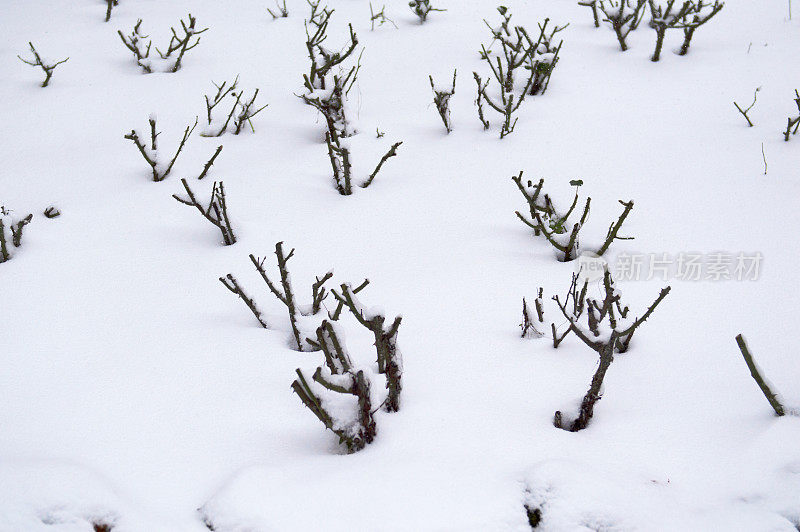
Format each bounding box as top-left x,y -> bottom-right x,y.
2,0 -> 800,530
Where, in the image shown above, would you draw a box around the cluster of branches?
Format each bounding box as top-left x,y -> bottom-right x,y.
531,269 -> 671,431
124,116 -> 198,182
220,242 -> 371,349
267,0 -> 288,19
784,89 -> 800,141
304,1 -> 359,91
17,42 -> 68,87
590,0 -> 723,59
474,8 -> 566,138
291,282 -> 403,452
647,0 -> 724,61
369,3 -> 397,30
408,0 -> 445,23
512,172 -> 634,262
292,320 -> 377,452
430,70 -> 456,133
301,2 -> 402,194
0,207 -> 33,264
201,76 -> 269,136
118,14 -> 208,73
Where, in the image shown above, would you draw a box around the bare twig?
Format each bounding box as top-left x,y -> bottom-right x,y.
735,334 -> 785,416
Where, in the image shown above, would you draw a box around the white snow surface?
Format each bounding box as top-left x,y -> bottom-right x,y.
2,0 -> 800,530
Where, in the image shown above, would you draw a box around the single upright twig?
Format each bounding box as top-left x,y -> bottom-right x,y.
735,334 -> 786,416
733,87 -> 759,127
172,180 -> 236,245
430,69 -> 457,133
513,172 -> 634,261
17,42 -> 69,87
124,117 -> 197,181
267,0 -> 289,19
219,274 -> 269,328
676,0 -> 724,56
361,142 -> 403,189
119,15 -> 208,73
154,14 -> 209,72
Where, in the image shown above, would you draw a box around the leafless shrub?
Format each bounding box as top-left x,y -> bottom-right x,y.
409,0 -> 446,23
267,0 -> 289,19
17,42 -> 68,87
118,14 -> 208,73
0,208 -> 33,263
430,70 -> 456,133
292,321 -> 377,452
124,116 -> 197,182
201,77 -> 269,136
513,172 -> 634,261
172,180 -> 236,245
332,283 -> 403,412
550,270 -> 671,431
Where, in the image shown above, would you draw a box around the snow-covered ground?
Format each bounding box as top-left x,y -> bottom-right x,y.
1,0 -> 799,530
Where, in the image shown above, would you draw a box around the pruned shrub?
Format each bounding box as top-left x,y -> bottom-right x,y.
201,76 -> 269,136
512,172 -> 634,261
548,269 -> 671,431
292,321 -> 377,453
598,0 -> 646,51
408,0 -> 445,23
267,0 -> 288,19
118,14 -> 208,73
474,8 -> 565,138
17,42 -> 68,87
172,180 -> 236,245
0,207 -> 33,263
430,70 -> 456,133
332,283 -> 403,412
124,116 -> 197,182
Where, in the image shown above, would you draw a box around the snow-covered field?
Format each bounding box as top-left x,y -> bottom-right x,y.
2,0 -> 799,530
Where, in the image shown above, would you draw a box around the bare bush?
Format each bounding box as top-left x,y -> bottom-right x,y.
17,42 -> 68,87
